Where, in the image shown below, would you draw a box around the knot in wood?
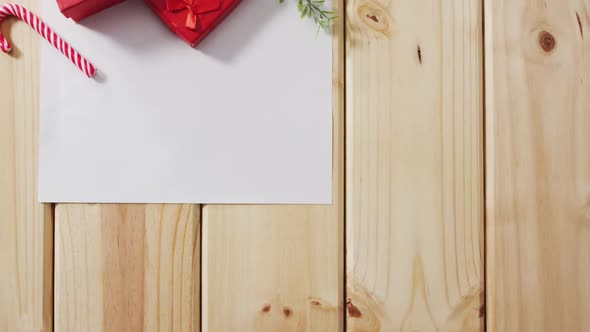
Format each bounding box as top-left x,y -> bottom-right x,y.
539,31 -> 556,52
356,1 -> 393,37
283,306 -> 292,318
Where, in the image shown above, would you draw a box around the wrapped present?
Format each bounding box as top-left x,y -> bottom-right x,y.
57,0 -> 125,21
145,0 -> 241,47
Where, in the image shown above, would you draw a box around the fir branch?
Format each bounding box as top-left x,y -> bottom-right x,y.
281,0 -> 334,32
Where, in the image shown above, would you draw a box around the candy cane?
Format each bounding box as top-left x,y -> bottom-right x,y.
0,3 -> 97,78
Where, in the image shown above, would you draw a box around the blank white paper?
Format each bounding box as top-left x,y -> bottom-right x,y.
39,0 -> 332,204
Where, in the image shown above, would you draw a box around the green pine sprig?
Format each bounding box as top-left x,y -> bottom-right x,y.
280,0 -> 334,32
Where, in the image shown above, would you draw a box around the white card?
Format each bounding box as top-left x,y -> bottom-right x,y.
39,0 -> 332,204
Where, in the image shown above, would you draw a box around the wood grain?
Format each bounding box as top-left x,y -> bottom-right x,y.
345,0 -> 484,330
200,1 -> 345,331
485,0 -> 590,330
0,0 -> 53,330
54,204 -> 200,332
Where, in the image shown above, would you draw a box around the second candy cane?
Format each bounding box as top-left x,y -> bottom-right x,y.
0,3 -> 97,78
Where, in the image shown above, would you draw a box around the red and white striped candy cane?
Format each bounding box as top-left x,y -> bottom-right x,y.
0,3 -> 97,78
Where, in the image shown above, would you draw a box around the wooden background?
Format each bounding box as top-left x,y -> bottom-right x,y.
1,0 -> 588,331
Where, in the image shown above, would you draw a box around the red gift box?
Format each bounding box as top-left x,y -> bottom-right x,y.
57,0 -> 125,21
145,0 -> 241,47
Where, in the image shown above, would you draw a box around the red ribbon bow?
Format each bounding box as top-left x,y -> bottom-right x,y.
165,0 -> 221,30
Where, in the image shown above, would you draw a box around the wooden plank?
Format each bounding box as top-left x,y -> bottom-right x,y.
346,0 -> 484,330
0,0 -> 53,330
54,204 -> 200,332
200,1 -> 345,331
485,0 -> 590,330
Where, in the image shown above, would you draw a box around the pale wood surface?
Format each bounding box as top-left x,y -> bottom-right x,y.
200,1 -> 344,331
345,0 -> 484,330
14,0 -> 590,330
485,0 -> 590,330
0,0 -> 54,330
54,204 -> 200,332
